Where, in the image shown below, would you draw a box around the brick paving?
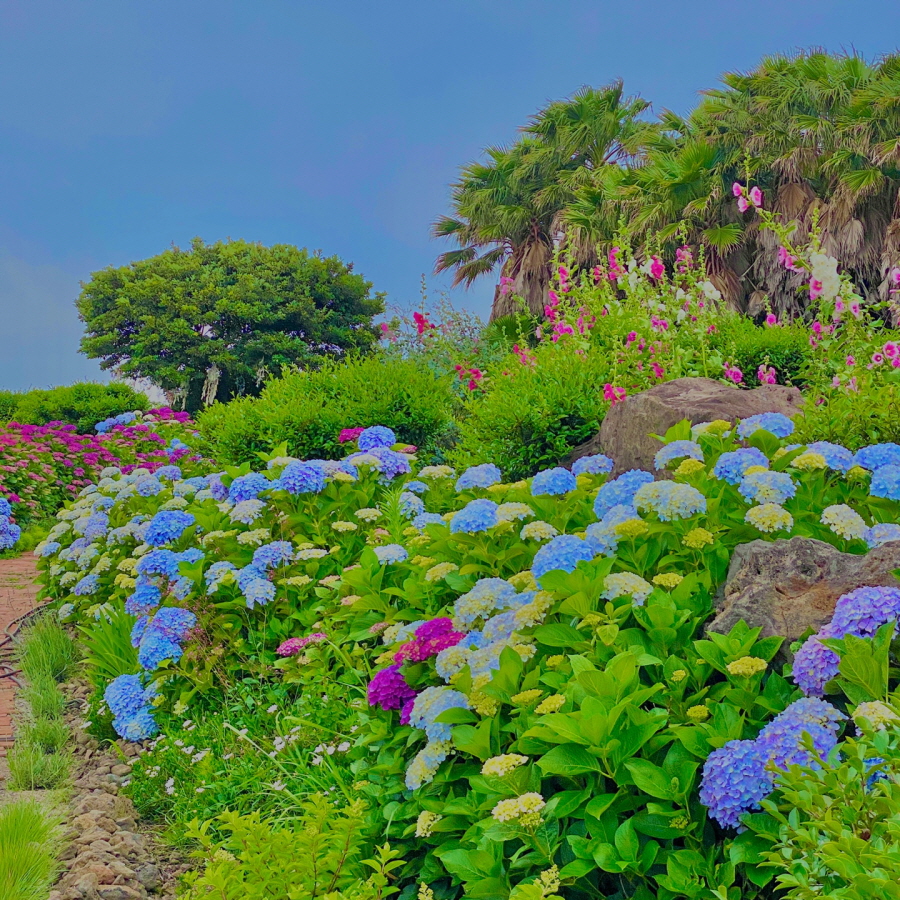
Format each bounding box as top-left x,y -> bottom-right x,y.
0,555 -> 40,757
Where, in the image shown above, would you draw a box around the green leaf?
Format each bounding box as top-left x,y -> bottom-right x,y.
624,759 -> 675,800
537,743 -> 603,776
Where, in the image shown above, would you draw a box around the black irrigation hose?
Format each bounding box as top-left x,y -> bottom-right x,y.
0,602 -> 50,686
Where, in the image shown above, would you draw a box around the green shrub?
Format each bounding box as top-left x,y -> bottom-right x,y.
715,316 -> 812,386
450,342 -> 612,479
20,716 -> 69,754
78,603 -> 140,689
794,382 -> 900,449
3,381 -> 149,431
0,801 -> 62,900
18,617 -> 78,683
196,356 -> 456,465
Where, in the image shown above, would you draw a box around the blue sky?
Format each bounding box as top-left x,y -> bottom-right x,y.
0,0 -> 894,390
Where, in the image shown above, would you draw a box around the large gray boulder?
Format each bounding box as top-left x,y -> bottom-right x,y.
567,376 -> 803,475
707,537 -> 900,651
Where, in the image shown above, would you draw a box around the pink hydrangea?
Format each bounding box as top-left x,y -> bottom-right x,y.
339,427 -> 366,444
394,618 -> 464,664
277,633 -> 328,657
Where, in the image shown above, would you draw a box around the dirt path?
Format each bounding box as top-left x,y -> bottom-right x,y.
0,554 -> 41,758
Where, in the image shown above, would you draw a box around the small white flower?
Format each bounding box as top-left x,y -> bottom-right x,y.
267,704 -> 278,714
271,780 -> 285,791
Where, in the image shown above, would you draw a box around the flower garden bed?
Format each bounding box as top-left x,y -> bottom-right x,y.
25,414 -> 900,899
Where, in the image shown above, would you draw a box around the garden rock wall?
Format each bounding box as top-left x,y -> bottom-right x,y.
708,536 -> 900,650
568,376 -> 803,475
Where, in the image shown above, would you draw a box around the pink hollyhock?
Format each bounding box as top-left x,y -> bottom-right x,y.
777,246 -> 797,270
872,353 -> 885,365
765,313 -> 778,327
757,364 -> 777,385
850,302 -> 861,318
884,341 -> 899,359
848,377 -> 858,392
846,355 -> 855,366
608,247 -> 624,280
737,196 -> 750,213
809,279 -> 823,301
499,276 -> 515,296
732,182 -> 743,197
592,265 -> 602,283
648,256 -> 665,280
749,186 -> 763,208
723,364 -> 743,384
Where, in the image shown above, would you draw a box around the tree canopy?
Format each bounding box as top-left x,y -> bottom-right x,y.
77,238 -> 384,410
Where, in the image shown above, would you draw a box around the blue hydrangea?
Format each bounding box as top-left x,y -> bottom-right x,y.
864,523 -> 900,549
450,499 -> 499,534
404,480 -> 428,495
117,708 -> 159,742
593,470 -> 654,519
73,574 -> 99,596
571,454 -> 614,477
144,510 -> 195,546
358,426 -> 397,451
854,442 -> 900,471
177,548 -> 204,565
870,465 -> 900,501
712,448 -> 769,485
453,578 -> 519,626
205,561 -> 237,591
531,466 -> 577,497
736,412 -> 795,439
131,616 -> 148,648
148,606 -> 197,642
699,739 -> 772,829
279,461 -> 326,495
408,686 -> 470,742
369,447 -> 411,480
455,463 -> 502,491
136,549 -> 181,580
228,473 -> 270,503
309,459 -> 358,479
155,465 -> 182,481
104,673 -> 153,719
38,541 -> 61,558
412,512 -> 446,531
532,534 -> 596,582
81,514 -> 110,541
0,497 -> 13,517
135,477 -> 164,497
0,517 -> 21,550
125,577 -> 162,616
92,495 -> 116,510
399,492 -> 426,518
374,544 -> 409,565
654,440 -> 704,470
757,700 -> 843,770
806,442 -> 854,473
791,631 -> 839,697
252,541 -> 295,568
172,576 -> 193,600
585,505 -> 641,556
829,585 -> 900,639
236,564 -> 275,608
738,470 -> 797,505
633,481 -> 707,521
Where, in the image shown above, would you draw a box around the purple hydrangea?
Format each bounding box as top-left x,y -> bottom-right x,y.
367,664 -> 416,711
155,465 -> 182,481
864,523 -> 900,549
699,739 -> 773,829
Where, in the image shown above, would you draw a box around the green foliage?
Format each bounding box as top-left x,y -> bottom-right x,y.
794,381 -> 900,449
761,724 -> 900,899
20,715 -> 70,754
77,238 -> 384,411
0,801 -> 62,900
7,739 -> 70,790
714,317 -> 812,386
17,616 -> 78,683
1,382 -> 148,431
21,675 -> 66,720
450,341 -> 611,480
180,801 -> 403,900
196,356 -> 456,465
78,603 -> 140,689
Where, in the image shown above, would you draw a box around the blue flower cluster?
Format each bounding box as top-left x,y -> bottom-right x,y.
738,470 -> 797,505
593,470 -> 654,519
278,461 -> 326,494
864,523 -> 900,549
806,442 -> 853,473
455,463 -> 502,491
450,499 -> 498,534
0,498 -> 20,550
132,606 -> 198,670
94,411 -> 137,433
586,505 -> 642,556
413,512 -> 446,531
633,481 -> 706,521
399,491 -> 426,519
404,480 -> 428,495
104,673 -> 159,741
854,442 -> 900,471
236,564 -> 275,609
374,544 -> 409,565
144,510 -> 195,546
654,440 -> 704,470
736,412 -> 795,439
408,686 -> 470,742
228,473 -> 270,503
712,448 -> 769,485
348,447 -> 410,480
571,454 -> 614,477
871,465 -> 900,501
155,465 -> 182,481
135,476 -> 164,497
531,467 -> 577,497
126,578 -> 162,616
252,541 -> 295,568
699,697 -> 844,828
358,426 -> 396,451
532,534 -> 596,583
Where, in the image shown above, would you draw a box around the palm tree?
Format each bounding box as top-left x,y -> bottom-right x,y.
433,83 -> 654,319
575,51 -> 900,316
